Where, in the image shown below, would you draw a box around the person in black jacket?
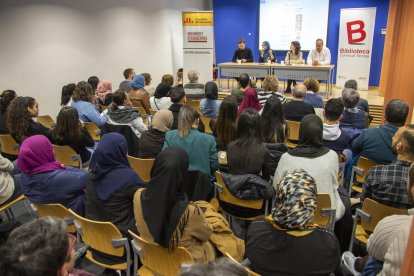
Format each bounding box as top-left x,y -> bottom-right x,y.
0,90 -> 17,134
53,106 -> 94,165
7,96 -> 53,143
232,38 -> 253,63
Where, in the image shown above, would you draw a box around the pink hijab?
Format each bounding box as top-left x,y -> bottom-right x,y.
96,80 -> 112,101
238,88 -> 263,116
17,135 -> 65,174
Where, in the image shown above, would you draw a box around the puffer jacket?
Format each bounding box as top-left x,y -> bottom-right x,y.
221,172 -> 275,200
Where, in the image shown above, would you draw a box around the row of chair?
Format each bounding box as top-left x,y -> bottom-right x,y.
31,202 -> 257,276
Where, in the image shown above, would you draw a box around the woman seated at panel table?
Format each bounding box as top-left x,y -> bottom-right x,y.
284,41 -> 303,93
246,169 -> 341,275
258,41 -> 276,63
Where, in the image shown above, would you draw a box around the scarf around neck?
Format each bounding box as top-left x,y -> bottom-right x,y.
107,104 -> 140,124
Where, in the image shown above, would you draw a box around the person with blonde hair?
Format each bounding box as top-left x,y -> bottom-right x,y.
163,105 -> 218,181
303,78 -> 324,108
257,75 -> 286,105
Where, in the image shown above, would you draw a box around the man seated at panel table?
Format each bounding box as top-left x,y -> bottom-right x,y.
307,38 -> 331,66
232,38 -> 253,63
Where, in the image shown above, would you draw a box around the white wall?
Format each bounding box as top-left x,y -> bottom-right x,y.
0,0 -> 212,117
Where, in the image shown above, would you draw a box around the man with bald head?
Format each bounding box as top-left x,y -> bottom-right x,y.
307,38 -> 331,66
362,124 -> 414,209
282,83 -> 315,121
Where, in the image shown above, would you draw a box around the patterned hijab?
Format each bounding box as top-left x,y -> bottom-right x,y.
272,169 -> 317,230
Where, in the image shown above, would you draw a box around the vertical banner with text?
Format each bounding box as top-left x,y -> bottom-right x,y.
182,11 -> 214,85
336,8 -> 376,90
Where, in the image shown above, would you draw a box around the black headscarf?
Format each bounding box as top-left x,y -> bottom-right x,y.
289,114 -> 330,158
154,83 -> 171,99
140,147 -> 190,249
204,81 -> 218,100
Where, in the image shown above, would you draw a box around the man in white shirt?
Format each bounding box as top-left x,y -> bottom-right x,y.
307,38 -> 331,65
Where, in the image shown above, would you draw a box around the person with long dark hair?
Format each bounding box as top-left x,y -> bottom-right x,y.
200,82 -> 221,117
227,108 -> 270,181
53,106 -> 94,164
164,105 -> 218,181
61,83 -> 76,106
261,96 -> 288,175
0,90 -> 17,134
285,41 -> 303,93
71,81 -> 108,126
212,96 -> 238,151
7,96 -> 53,143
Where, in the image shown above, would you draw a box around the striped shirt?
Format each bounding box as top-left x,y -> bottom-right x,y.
368,213 -> 413,276
257,91 -> 286,105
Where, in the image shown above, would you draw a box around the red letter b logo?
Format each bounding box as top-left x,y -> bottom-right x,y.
346,20 -> 366,44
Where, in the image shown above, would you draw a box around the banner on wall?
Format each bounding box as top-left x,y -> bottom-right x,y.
336,7 -> 376,90
182,11 -> 214,86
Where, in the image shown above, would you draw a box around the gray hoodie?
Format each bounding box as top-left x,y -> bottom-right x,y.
323,123 -> 341,141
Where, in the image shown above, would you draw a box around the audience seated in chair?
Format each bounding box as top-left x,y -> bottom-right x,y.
0,153 -> 21,207
303,78 -> 324,108
0,89 -> 17,134
211,96 -> 238,152
228,108 -> 270,181
231,73 -> 251,104
141,72 -> 155,97
352,99 -> 409,165
119,68 -> 135,93
139,109 -> 173,158
150,82 -> 172,111
86,133 -> 146,238
0,217 -> 92,276
246,169 -> 340,275
129,75 -> 151,115
134,147 -> 216,263
8,96 -> 54,143
164,105 -> 218,181
161,73 -> 174,87
96,80 -> 113,107
104,89 -> 147,138
344,79 -> 369,113
282,83 -> 315,122
257,75 -> 286,105
18,135 -> 87,215
61,83 -> 76,107
322,98 -> 353,160
339,88 -> 366,135
200,82 -> 222,117
87,75 -> 100,96
260,96 -> 288,175
53,106 -> 94,165
183,69 -> 205,100
71,81 -> 109,127
362,124 -> 414,209
238,89 -> 263,116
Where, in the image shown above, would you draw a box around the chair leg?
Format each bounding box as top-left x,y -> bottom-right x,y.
23,199 -> 37,219
5,208 -> 14,220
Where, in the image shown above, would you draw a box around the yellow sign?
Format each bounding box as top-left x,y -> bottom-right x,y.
182,12 -> 213,26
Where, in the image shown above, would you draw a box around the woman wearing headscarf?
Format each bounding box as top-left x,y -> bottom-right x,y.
96,80 -> 113,106
238,88 -> 263,116
134,147 -> 216,263
200,82 -> 222,117
149,82 -> 172,111
85,133 -> 146,238
274,114 -> 346,222
246,169 -> 341,275
18,135 -> 87,215
138,110 -> 173,158
129,75 -> 151,115
258,41 -> 275,63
